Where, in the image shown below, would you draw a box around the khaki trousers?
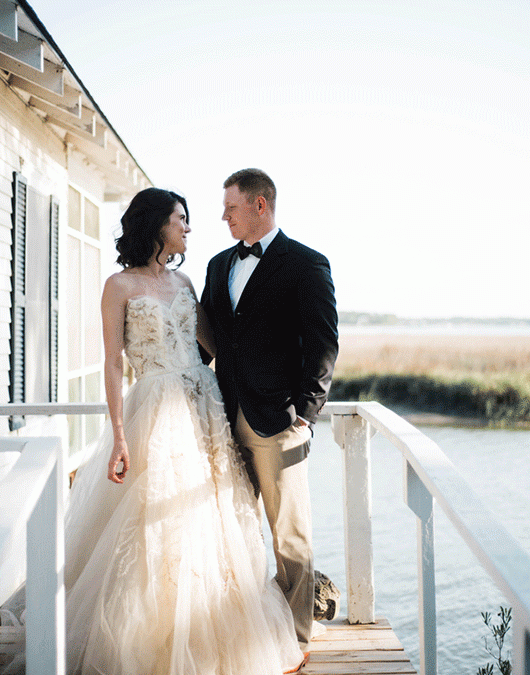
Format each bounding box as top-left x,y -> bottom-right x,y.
234,407 -> 314,650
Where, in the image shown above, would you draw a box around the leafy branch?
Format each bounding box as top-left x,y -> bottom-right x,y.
477,606 -> 512,675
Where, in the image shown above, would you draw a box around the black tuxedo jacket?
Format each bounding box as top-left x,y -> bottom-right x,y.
200,230 -> 339,437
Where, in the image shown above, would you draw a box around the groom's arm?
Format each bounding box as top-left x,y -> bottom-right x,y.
198,263 -> 214,365
295,253 -> 339,423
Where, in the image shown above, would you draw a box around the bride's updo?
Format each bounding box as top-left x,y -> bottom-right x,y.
116,187 -> 189,268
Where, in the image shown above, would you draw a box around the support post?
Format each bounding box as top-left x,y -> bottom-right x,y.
26,441 -> 66,675
404,460 -> 437,675
513,618 -> 530,675
331,413 -> 374,624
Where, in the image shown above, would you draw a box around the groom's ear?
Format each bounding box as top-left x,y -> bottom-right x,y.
256,196 -> 266,214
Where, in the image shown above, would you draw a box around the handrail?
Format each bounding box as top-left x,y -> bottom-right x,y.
0,436 -> 65,675
357,401 -> 530,620
1,400 -> 529,674
0,403 -> 108,416
326,401 -> 530,675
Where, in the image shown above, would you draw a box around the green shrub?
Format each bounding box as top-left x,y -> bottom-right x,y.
477,607 -> 512,675
329,374 -> 530,426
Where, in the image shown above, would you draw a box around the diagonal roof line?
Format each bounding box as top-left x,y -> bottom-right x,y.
17,0 -> 151,185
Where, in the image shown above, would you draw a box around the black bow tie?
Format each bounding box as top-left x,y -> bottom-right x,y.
237,241 -> 262,260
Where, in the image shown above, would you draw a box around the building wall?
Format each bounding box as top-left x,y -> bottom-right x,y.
0,79 -> 106,447
0,79 -> 66,438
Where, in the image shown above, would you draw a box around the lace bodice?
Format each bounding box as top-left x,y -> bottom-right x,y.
124,286 -> 201,379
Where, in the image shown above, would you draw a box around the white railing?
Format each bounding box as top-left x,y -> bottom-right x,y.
326,401 -> 530,675
0,401 -> 530,675
0,435 -> 65,675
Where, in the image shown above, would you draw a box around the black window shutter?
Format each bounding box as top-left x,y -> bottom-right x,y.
49,198 -> 59,403
9,173 -> 27,430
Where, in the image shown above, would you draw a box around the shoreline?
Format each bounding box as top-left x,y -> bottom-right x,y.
321,408 -> 530,430
331,331 -> 530,429
396,410 -> 529,429
329,373 -> 530,429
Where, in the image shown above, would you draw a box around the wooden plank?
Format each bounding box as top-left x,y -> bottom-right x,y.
0,29 -> 43,71
311,638 -> 404,652
312,620 -> 404,652
305,663 -> 416,674
318,618 -> 391,631
310,651 -> 412,663
0,192 -> 10,218
314,627 -> 397,639
313,629 -> 400,642
0,53 -> 63,94
0,0 -> 18,41
305,617 -> 417,675
28,95 -> 89,129
314,628 -> 397,638
9,75 -> 81,114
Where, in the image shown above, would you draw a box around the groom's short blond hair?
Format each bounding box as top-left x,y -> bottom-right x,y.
224,168 -> 277,213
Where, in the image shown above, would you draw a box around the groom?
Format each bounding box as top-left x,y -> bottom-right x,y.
200,168 -> 338,662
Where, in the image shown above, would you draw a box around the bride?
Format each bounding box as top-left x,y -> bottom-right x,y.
2,188 -> 305,675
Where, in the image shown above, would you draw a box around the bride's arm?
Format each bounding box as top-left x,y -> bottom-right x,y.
101,275 -> 130,483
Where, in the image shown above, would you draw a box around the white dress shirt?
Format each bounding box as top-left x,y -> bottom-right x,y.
228,227 -> 279,311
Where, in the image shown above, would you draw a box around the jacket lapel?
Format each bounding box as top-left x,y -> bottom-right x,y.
235,230 -> 289,311
215,246 -> 238,319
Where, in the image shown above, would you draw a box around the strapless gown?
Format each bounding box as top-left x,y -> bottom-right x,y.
17,288 -> 303,674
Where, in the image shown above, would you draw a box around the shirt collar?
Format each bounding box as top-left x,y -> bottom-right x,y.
243,227 -> 279,255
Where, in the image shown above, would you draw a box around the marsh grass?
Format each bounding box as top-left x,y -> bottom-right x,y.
332,332 -> 530,426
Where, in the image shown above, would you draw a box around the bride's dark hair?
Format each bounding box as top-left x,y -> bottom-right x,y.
115,187 -> 189,268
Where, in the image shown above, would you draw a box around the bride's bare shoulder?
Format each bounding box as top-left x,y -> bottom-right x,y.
102,271 -> 136,304
171,270 -> 195,293
171,270 -> 199,300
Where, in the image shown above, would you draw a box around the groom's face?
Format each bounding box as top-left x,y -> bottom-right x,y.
222,185 -> 259,243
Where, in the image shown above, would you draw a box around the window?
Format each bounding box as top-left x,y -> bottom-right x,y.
9,173 -> 59,430
66,185 -> 104,456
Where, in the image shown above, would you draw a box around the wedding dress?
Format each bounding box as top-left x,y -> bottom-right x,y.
2,287 -> 303,675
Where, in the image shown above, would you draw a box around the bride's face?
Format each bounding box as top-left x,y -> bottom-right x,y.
161,202 -> 190,255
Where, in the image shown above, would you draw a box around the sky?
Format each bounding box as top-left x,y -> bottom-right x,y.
27,0 -> 530,318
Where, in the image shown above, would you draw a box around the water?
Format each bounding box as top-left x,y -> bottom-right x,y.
339,323 -> 530,336
268,420 -> 530,674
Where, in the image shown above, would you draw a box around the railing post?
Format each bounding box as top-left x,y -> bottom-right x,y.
513,618 -> 530,675
331,413 -> 374,624
404,460 -> 437,675
25,440 -> 66,675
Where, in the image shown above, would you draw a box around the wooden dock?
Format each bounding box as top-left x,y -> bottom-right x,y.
306,617 -> 417,674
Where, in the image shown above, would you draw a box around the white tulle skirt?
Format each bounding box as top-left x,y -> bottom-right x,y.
2,364 -> 302,675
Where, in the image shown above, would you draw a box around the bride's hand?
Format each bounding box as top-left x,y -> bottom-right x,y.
108,439 -> 130,483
